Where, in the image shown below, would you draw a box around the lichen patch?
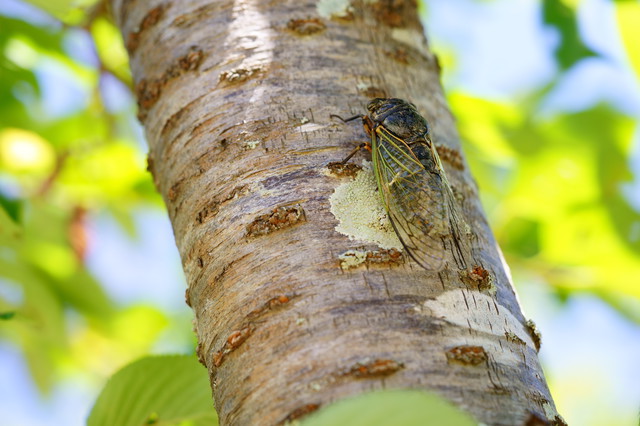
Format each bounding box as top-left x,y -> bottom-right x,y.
329,161 -> 402,250
317,0 -> 353,19
338,250 -> 368,269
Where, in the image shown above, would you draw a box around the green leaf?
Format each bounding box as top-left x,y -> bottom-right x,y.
88,355 -> 218,426
615,0 -> 640,81
90,17 -> 131,86
500,217 -> 541,258
0,311 -> 16,320
542,0 -> 598,69
23,0 -> 98,25
303,390 -> 476,426
0,199 -> 23,245
0,15 -> 64,53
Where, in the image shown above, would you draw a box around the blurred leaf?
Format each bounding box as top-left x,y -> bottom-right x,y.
0,256 -> 65,393
109,306 -> 168,349
449,93 -> 519,164
109,204 -> 138,239
614,0 -> 640,81
66,305 -> 170,378
23,0 -> 99,25
0,192 -> 23,225
59,139 -> 150,204
58,268 -> 114,318
0,16 -> 56,128
304,390 -> 476,426
39,110 -> 108,149
0,311 -> 16,320
0,258 -> 65,342
17,200 -> 114,317
0,201 -> 22,249
500,217 -> 541,258
451,92 -> 640,307
90,17 -> 131,86
554,106 -> 637,252
0,15 -> 64,52
542,0 -> 598,69
88,355 -> 217,426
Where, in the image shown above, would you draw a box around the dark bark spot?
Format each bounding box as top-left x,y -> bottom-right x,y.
383,47 -> 409,64
146,153 -> 154,173
459,265 -> 493,290
435,144 -> 465,171
246,294 -> 296,322
196,185 -> 248,225
524,412 -> 551,426
371,0 -> 415,27
196,341 -> 207,366
339,248 -> 404,270
126,4 -> 169,53
526,319 -> 542,352
552,415 -> 568,426
185,287 -> 192,307
287,18 -> 326,35
246,205 -> 306,237
446,345 -> 487,366
505,331 -> 526,346
279,404 -> 320,424
326,161 -> 362,178
219,65 -> 264,85
213,324 -> 255,367
343,359 -> 404,378
136,78 -> 162,110
167,183 -> 179,201
361,86 -> 387,98
178,48 -> 204,72
196,201 -> 220,224
135,46 -> 204,121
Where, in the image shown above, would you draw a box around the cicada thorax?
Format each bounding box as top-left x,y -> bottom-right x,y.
367,98 -> 431,145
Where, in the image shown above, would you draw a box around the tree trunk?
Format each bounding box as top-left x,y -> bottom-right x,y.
110,0 -> 562,424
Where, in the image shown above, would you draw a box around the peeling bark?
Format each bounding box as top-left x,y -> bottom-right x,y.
110,0 -> 562,425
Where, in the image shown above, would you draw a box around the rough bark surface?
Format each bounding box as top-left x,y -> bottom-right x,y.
111,0 -> 562,425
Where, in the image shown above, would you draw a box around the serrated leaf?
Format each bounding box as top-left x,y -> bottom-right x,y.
303,390 -> 476,426
88,355 -> 218,426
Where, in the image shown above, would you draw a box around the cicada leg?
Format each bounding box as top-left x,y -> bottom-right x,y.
340,142 -> 369,164
331,112 -> 376,165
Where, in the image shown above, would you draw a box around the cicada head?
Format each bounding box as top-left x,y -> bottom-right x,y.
366,98 -> 430,143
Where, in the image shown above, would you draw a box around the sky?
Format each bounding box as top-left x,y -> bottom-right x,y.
1,0 -> 639,425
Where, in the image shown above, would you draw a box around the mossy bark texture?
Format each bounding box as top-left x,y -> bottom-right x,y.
111,0 -> 561,424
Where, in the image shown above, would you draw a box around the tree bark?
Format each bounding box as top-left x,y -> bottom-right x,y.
110,0 -> 562,425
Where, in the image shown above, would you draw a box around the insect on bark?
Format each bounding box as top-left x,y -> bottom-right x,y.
332,98 -> 471,271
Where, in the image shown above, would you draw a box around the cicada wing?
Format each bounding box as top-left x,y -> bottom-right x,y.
372,127 -> 468,271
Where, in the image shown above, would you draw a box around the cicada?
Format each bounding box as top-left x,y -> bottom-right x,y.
334,98 -> 470,271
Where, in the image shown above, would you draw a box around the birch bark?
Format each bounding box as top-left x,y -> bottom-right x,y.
110,0 -> 562,424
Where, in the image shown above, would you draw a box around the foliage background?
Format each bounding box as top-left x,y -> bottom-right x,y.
0,0 -> 638,425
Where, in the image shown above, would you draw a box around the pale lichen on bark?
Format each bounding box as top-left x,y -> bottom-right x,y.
328,160 -> 402,250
